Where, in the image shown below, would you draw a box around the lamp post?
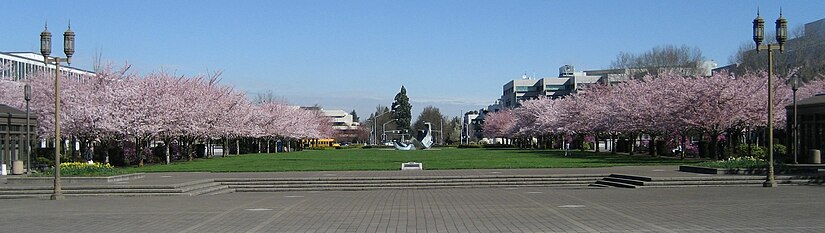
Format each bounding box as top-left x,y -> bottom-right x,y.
792,74 -> 799,164
371,110 -> 393,145
752,9 -> 787,188
24,84 -> 32,175
382,119 -> 397,143
40,22 -> 75,200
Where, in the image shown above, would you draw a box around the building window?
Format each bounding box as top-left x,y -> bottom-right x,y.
515,86 -> 529,92
545,85 -> 566,91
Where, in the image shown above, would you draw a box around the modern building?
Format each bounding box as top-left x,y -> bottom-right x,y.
461,110 -> 482,143
804,18 -> 825,38
500,65 -> 603,108
320,109 -> 359,131
300,107 -> 361,144
0,104 -> 37,175
588,60 -> 717,82
786,94 -> 825,163
0,51 -> 94,81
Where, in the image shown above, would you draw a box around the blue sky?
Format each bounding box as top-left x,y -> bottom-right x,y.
4,0 -> 825,119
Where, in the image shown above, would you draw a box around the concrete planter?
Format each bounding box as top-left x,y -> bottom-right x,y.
679,165 -> 816,175
678,165 -> 770,175
6,173 -> 145,185
12,160 -> 24,175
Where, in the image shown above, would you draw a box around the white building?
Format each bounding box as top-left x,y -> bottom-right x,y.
321,109 -> 359,130
501,65 -> 603,108
1,51 -> 95,81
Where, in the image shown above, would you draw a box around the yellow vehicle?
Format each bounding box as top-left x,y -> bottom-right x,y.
301,138 -> 337,148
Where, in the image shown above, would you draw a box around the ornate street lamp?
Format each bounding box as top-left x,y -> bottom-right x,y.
40,21 -> 75,200
792,74 -> 799,164
24,84 -> 32,175
752,9 -> 787,187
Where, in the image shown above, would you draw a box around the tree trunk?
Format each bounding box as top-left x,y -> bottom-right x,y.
611,134 -> 617,154
236,139 -> 240,155
711,133 -> 719,160
137,138 -> 144,167
164,138 -> 171,165
595,135 -> 600,152
71,137 -> 78,162
748,129 -> 753,157
680,133 -> 687,159
187,139 -> 194,161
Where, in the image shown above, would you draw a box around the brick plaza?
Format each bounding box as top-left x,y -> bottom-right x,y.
1,185 -> 823,232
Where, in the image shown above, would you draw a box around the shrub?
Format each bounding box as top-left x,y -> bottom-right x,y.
735,144 -> 766,159
773,144 -> 787,157
695,156 -> 768,169
35,156 -> 53,165
582,142 -> 593,151
482,144 -> 513,149
458,144 -> 481,148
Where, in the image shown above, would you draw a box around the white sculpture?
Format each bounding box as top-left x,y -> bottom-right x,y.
394,122 -> 434,150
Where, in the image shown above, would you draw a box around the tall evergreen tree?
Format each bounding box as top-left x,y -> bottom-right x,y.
391,86 -> 412,133
350,110 -> 359,122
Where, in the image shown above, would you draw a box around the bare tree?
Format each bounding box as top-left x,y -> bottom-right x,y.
254,90 -> 287,104
92,49 -> 104,73
730,23 -> 825,82
610,44 -> 706,78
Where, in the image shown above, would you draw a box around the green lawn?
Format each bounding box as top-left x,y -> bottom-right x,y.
124,148 -> 699,173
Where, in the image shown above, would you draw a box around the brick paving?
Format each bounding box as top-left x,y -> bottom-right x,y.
1,185 -> 823,232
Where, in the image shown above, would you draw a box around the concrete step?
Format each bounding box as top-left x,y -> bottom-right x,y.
178,181 -> 220,193
608,174 -> 652,182
197,186 -> 235,196
0,192 -> 190,199
0,188 -> 182,195
218,177 -> 600,185
602,177 -> 646,186
216,174 -> 607,181
0,194 -> 50,199
643,180 -> 766,186
235,183 -> 591,192
226,180 -> 595,188
594,180 -> 638,188
0,184 -> 180,191
650,176 -> 767,181
188,184 -> 233,196
588,183 -> 611,188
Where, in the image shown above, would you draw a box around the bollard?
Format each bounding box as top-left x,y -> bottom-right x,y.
810,149 -> 821,164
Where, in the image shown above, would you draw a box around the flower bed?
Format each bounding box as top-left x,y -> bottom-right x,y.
34,162 -> 128,177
